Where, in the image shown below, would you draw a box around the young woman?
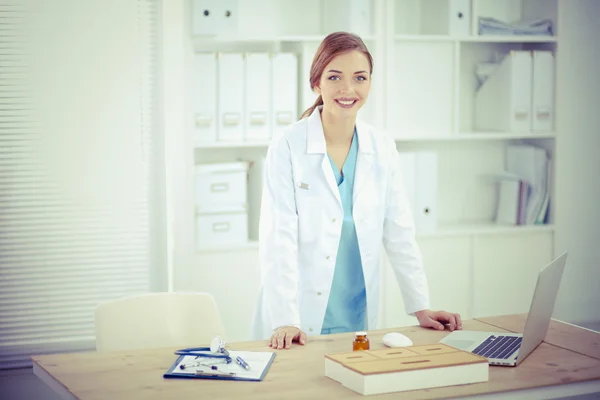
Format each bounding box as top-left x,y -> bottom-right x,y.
250,32 -> 462,349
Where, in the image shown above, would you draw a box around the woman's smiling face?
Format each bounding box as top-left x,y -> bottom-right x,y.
314,50 -> 372,118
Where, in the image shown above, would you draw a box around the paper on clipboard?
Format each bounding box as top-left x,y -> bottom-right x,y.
164,350 -> 276,381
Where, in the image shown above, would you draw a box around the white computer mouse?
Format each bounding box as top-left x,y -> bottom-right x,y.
382,332 -> 413,347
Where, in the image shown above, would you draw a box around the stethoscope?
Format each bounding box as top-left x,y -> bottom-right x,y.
175,336 -> 232,370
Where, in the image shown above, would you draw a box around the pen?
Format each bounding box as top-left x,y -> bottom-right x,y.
235,356 -> 250,370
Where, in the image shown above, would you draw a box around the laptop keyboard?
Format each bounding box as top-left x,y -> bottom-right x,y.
472,335 -> 522,359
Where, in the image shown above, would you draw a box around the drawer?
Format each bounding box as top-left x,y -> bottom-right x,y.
195,162 -> 247,213
196,211 -> 248,249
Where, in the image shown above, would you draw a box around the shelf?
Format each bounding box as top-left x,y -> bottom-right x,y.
193,34 -> 376,43
195,132 -> 555,148
195,141 -> 271,149
394,35 -> 557,43
197,240 -> 258,253
418,223 -> 555,238
461,35 -> 557,43
394,35 -> 454,42
195,225 -> 554,252
394,132 -> 555,142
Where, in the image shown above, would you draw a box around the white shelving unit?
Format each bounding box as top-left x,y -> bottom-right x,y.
185,0 -> 560,337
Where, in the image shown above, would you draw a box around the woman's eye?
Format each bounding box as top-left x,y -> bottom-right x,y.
356,76 -> 367,81
328,75 -> 340,81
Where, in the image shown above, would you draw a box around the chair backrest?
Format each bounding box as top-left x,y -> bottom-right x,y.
94,292 -> 225,352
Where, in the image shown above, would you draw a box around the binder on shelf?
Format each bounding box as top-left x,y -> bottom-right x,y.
193,53 -> 217,145
448,0 -> 471,37
397,151 -> 437,235
245,53 -> 271,141
421,0 -> 470,36
271,53 -> 298,140
321,0 -> 371,37
192,0 -> 238,36
531,50 -> 555,132
492,145 -> 550,226
247,156 -> 265,242
475,50 -> 532,132
217,53 -> 244,141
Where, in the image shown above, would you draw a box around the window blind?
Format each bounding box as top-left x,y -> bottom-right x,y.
0,0 -> 163,369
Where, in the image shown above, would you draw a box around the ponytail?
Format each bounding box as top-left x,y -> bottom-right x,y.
300,95 -> 323,120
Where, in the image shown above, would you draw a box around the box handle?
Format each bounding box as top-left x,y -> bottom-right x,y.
212,222 -> 230,232
210,182 -> 229,192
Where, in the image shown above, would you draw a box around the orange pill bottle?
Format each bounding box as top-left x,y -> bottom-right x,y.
353,331 -> 370,351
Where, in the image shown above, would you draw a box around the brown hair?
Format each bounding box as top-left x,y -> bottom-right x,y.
299,32 -> 374,119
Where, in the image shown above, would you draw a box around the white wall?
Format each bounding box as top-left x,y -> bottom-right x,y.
553,0 -> 600,325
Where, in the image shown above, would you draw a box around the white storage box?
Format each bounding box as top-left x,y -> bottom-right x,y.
195,162 -> 248,213
196,211 -> 248,249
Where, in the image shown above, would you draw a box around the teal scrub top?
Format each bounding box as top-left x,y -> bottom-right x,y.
321,129 -> 367,335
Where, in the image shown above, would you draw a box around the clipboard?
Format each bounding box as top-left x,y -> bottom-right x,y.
163,350 -> 276,382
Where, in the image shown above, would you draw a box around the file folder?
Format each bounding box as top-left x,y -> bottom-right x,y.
193,53 -> 217,145
272,53 -> 298,140
397,151 -> 437,235
414,152 -> 438,234
475,50 -> 532,132
218,53 -> 244,141
321,0 -> 371,36
245,53 -> 271,141
421,0 -> 470,36
448,0 -> 471,36
531,50 -> 554,132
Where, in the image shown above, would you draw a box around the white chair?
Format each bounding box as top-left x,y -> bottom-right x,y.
94,292 -> 225,352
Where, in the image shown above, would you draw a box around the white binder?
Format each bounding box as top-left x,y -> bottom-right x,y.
272,53 -> 298,140
448,0 -> 471,36
397,151 -> 437,235
218,53 -> 244,141
414,152 -> 438,234
475,50 -> 532,132
193,53 -> 217,145
245,53 -> 271,141
321,0 -> 371,36
531,50 -> 555,132
192,0 -> 238,36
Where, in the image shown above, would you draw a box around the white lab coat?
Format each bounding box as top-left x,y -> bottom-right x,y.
250,106 -> 430,340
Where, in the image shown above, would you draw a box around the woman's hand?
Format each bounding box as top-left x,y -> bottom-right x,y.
415,309 -> 462,331
269,326 -> 307,350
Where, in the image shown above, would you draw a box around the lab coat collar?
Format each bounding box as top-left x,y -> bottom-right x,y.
306,105 -> 375,154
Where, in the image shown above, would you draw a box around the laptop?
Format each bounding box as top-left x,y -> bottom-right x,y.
440,252 -> 568,367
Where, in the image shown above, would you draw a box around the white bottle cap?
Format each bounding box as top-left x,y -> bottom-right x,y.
355,331 -> 367,336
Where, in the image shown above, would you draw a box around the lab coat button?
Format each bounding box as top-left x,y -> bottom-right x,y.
317,292 -> 322,296
326,255 -> 330,260
309,328 -> 313,332
366,252 -> 371,257
332,217 -> 336,223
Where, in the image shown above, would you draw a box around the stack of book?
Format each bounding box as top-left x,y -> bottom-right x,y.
324,343 -> 488,396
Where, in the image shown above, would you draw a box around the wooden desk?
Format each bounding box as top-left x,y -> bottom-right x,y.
32,314 -> 600,400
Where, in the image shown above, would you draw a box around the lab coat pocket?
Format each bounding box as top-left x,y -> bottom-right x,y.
296,192 -> 322,243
